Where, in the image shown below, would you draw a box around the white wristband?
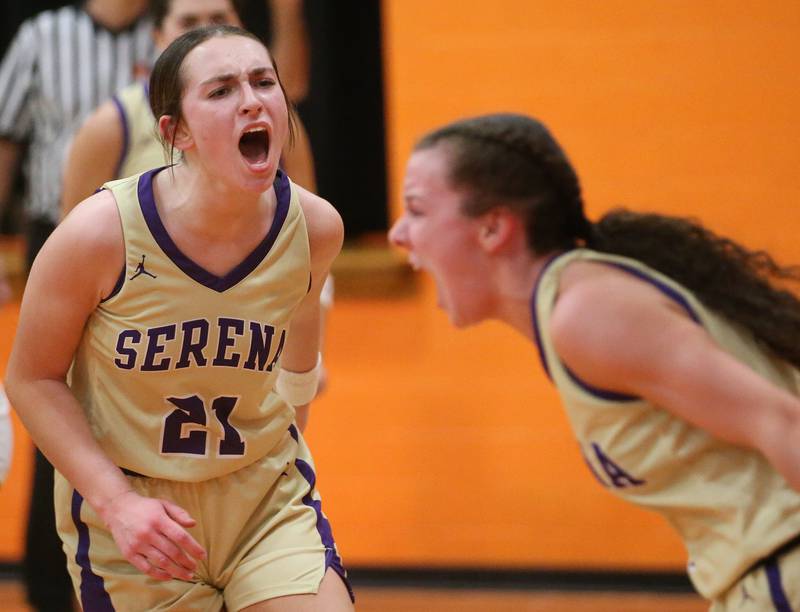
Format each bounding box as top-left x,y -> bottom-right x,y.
276,353 -> 322,406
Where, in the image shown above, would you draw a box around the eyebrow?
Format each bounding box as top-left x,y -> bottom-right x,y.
200,66 -> 274,87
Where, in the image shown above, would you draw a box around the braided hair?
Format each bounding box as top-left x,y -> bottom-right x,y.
415,113 -> 800,367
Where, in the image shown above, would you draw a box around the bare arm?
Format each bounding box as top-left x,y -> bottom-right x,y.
280,186 -> 343,431
550,263 -> 800,490
0,139 -> 22,304
282,115 -> 316,192
0,138 -> 21,212
61,101 -> 124,218
4,193 -> 204,579
268,0 -> 310,102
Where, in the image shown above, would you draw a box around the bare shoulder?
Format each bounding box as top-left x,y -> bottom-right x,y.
549,259 -> 702,391
76,99 -> 124,146
45,190 -> 124,298
61,189 -> 122,242
294,183 -> 344,261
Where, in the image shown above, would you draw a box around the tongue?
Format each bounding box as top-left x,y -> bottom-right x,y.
239,132 -> 267,163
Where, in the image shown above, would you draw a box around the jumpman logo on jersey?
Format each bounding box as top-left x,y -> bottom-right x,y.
129,255 -> 157,280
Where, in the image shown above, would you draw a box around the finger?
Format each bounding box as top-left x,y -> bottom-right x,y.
150,532 -> 197,574
131,553 -> 171,581
161,521 -> 207,561
159,504 -> 206,561
145,546 -> 194,581
161,499 -> 197,528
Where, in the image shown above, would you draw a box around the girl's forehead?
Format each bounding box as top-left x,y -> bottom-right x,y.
183,36 -> 272,79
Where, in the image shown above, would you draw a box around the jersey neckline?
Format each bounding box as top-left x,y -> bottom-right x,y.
137,166 -> 291,292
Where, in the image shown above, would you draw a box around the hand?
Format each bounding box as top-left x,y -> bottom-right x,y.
101,490 -> 206,581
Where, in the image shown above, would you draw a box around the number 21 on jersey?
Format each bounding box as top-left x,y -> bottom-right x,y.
161,394 -> 245,457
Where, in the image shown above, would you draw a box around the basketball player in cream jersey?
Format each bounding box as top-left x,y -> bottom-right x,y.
389,113 -> 800,610
61,0 -> 317,211
6,26 -> 353,611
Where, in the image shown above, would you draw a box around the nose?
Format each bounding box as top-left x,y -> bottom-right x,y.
388,216 -> 408,248
239,84 -> 262,115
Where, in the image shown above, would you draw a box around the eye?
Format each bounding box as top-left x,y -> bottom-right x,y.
209,87 -> 229,98
179,17 -> 198,29
406,203 -> 423,217
255,77 -> 276,89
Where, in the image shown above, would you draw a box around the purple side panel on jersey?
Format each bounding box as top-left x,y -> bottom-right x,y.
110,95 -> 129,180
294,457 -> 355,602
137,167 -> 291,292
71,489 -> 115,611
765,559 -> 792,612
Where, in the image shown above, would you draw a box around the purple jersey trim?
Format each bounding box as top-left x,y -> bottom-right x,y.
529,252 -> 569,382
71,489 -> 115,611
765,558 -> 792,611
137,167 -> 291,292
110,95 -> 130,180
530,253 -> 703,402
608,262 -> 701,324
100,266 -> 126,303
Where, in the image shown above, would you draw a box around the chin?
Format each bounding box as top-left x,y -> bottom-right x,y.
446,308 -> 481,329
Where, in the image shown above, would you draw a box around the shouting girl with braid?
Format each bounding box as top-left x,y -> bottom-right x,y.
389,113 -> 800,610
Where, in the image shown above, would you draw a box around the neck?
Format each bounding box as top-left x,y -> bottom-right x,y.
491,251 -> 556,341
84,0 -> 148,30
159,164 -> 276,240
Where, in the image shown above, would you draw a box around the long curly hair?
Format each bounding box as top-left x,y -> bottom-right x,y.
415,113 -> 800,367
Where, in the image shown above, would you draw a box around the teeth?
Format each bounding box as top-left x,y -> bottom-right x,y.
245,127 -> 266,134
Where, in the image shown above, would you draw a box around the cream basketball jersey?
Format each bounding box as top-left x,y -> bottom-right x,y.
532,249 -> 800,598
68,167 -> 310,482
111,81 -> 164,179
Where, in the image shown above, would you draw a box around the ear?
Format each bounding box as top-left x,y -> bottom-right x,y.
477,209 -> 519,254
158,115 -> 194,151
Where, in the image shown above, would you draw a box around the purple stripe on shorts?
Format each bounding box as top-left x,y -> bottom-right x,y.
765,558 -> 792,611
71,489 -> 115,611
294,458 -> 355,602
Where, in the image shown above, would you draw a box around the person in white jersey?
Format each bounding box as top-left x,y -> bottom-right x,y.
389,113 -> 800,610
5,25 -> 353,611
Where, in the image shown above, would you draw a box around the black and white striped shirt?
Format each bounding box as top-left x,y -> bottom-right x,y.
0,6 -> 154,222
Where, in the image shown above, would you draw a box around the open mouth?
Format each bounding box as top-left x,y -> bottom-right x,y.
238,128 -> 269,164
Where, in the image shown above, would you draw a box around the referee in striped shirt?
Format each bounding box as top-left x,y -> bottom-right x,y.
0,2 -> 154,610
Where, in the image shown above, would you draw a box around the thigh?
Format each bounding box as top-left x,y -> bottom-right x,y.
240,568 -> 354,612
220,429 -> 353,611
54,470 -> 224,612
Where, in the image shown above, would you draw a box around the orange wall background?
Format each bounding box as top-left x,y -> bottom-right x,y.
1,0 -> 799,573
